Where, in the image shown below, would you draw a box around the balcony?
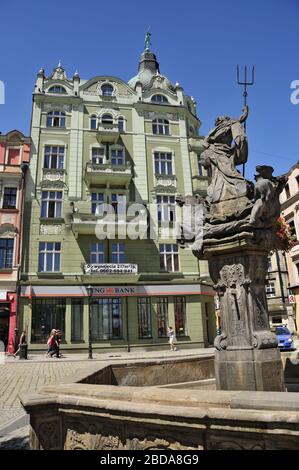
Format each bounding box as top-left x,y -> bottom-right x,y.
192,176 -> 209,195
188,136 -> 206,153
152,174 -> 177,194
85,162 -> 132,187
82,263 -> 139,283
97,123 -> 119,143
71,209 -> 148,238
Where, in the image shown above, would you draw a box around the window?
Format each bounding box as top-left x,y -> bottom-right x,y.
268,257 -> 273,272
71,299 -> 83,341
0,239 -> 14,269
138,298 -> 152,338
91,298 -> 122,340
91,147 -> 105,164
91,193 -> 104,215
101,84 -> 114,96
154,152 -> 173,175
197,156 -> 203,176
3,188 -> 17,209
156,195 -> 176,223
159,244 -> 179,272
41,191 -> 62,218
44,146 -> 65,169
151,94 -> 168,103
90,243 -> 105,263
46,111 -> 66,128
7,148 -> 20,165
118,117 -> 125,132
38,242 -> 61,272
111,194 -> 126,215
111,148 -> 124,165
90,115 -> 97,130
289,220 -> 297,240
48,86 -> 66,94
157,298 -> 168,337
266,281 -> 276,298
31,298 -> 65,342
101,114 -> 113,124
152,118 -> 169,135
285,183 -> 291,199
111,243 -> 125,263
174,297 -> 186,336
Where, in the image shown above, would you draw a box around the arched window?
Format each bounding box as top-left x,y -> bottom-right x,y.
101,84 -> 114,96
118,117 -> 125,132
90,115 -> 97,130
46,111 -> 66,128
48,85 -> 67,94
151,94 -> 168,103
101,114 -> 113,124
152,118 -> 170,135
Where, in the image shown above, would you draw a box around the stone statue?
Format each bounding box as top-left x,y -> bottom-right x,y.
177,105 -> 286,392
144,31 -> 152,51
201,105 -> 253,224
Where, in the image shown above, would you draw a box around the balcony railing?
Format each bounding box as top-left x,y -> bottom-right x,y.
97,123 -> 119,143
85,161 -> 132,186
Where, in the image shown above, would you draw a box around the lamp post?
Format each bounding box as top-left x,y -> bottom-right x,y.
86,285 -> 93,359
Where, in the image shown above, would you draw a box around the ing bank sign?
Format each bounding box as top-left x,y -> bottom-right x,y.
91,286 -> 136,296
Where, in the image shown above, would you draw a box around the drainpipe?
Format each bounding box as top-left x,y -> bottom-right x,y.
126,295 -> 130,352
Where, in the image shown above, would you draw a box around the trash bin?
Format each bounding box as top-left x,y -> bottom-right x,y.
19,342 -> 28,360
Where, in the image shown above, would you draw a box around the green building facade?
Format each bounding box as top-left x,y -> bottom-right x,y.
19,49 -> 216,352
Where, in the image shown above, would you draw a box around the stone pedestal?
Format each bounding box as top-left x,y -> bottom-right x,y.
203,232 -> 285,392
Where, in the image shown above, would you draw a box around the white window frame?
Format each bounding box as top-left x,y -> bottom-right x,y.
38,242 -> 61,273
152,118 -> 170,135
111,243 -> 125,263
46,111 -> 66,128
2,186 -> 18,210
0,237 -> 15,269
118,116 -> 126,132
43,145 -> 65,169
110,147 -> 125,165
90,242 -> 105,263
48,85 -> 67,94
91,192 -> 105,215
91,146 -> 105,164
154,151 -> 173,176
266,281 -> 276,298
156,195 -> 176,223
159,244 -> 179,272
90,115 -> 98,130
40,191 -> 63,218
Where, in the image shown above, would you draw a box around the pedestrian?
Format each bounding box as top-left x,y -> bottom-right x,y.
13,328 -> 19,355
49,329 -> 60,358
167,326 -> 177,351
46,329 -> 56,357
13,331 -> 26,357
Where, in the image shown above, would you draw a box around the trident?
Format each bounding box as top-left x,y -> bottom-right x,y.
236,65 -> 255,177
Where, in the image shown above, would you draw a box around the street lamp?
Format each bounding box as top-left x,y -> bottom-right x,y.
86,285 -> 93,359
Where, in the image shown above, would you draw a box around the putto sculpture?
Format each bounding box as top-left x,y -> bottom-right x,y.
178,106 -> 287,391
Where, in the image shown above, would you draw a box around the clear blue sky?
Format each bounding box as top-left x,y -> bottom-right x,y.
0,0 -> 298,179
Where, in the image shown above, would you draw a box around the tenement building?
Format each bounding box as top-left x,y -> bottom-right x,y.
0,130 -> 30,352
19,47 -> 215,352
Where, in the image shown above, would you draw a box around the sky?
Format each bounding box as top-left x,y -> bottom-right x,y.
0,0 -> 298,179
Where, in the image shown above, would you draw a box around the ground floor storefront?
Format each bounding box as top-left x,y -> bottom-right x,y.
19,284 -> 216,352
0,290 -> 17,353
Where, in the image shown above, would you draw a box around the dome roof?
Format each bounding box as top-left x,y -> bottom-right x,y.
128,51 -> 175,93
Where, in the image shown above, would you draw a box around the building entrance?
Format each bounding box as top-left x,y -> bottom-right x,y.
0,303 -> 10,349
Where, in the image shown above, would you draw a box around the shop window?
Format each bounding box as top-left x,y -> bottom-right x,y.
71,299 -> 83,341
157,297 -> 168,337
138,298 -> 152,338
174,296 -> 187,336
90,298 -> 122,340
31,298 -> 65,342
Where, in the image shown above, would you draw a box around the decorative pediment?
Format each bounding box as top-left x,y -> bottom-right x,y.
40,180 -> 66,190
0,224 -> 18,238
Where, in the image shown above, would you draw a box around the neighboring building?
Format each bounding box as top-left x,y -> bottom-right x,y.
0,130 -> 30,352
19,48 -> 215,352
279,161 -> 299,331
266,250 -> 290,326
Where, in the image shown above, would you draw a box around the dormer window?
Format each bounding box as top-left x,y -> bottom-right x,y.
90,115 -> 97,130
151,94 -> 168,103
101,84 -> 114,96
152,118 -> 170,135
48,85 -> 67,94
101,114 -> 113,124
46,111 -> 66,128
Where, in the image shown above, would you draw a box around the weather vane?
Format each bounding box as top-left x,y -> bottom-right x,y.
236,65 -> 255,177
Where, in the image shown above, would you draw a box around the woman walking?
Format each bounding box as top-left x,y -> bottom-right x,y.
167,326 -> 177,351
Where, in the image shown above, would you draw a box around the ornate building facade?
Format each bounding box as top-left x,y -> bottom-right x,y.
19,48 -> 215,352
0,130 -> 30,352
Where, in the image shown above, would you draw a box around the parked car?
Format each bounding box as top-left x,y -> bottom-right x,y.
275,326 -> 294,350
